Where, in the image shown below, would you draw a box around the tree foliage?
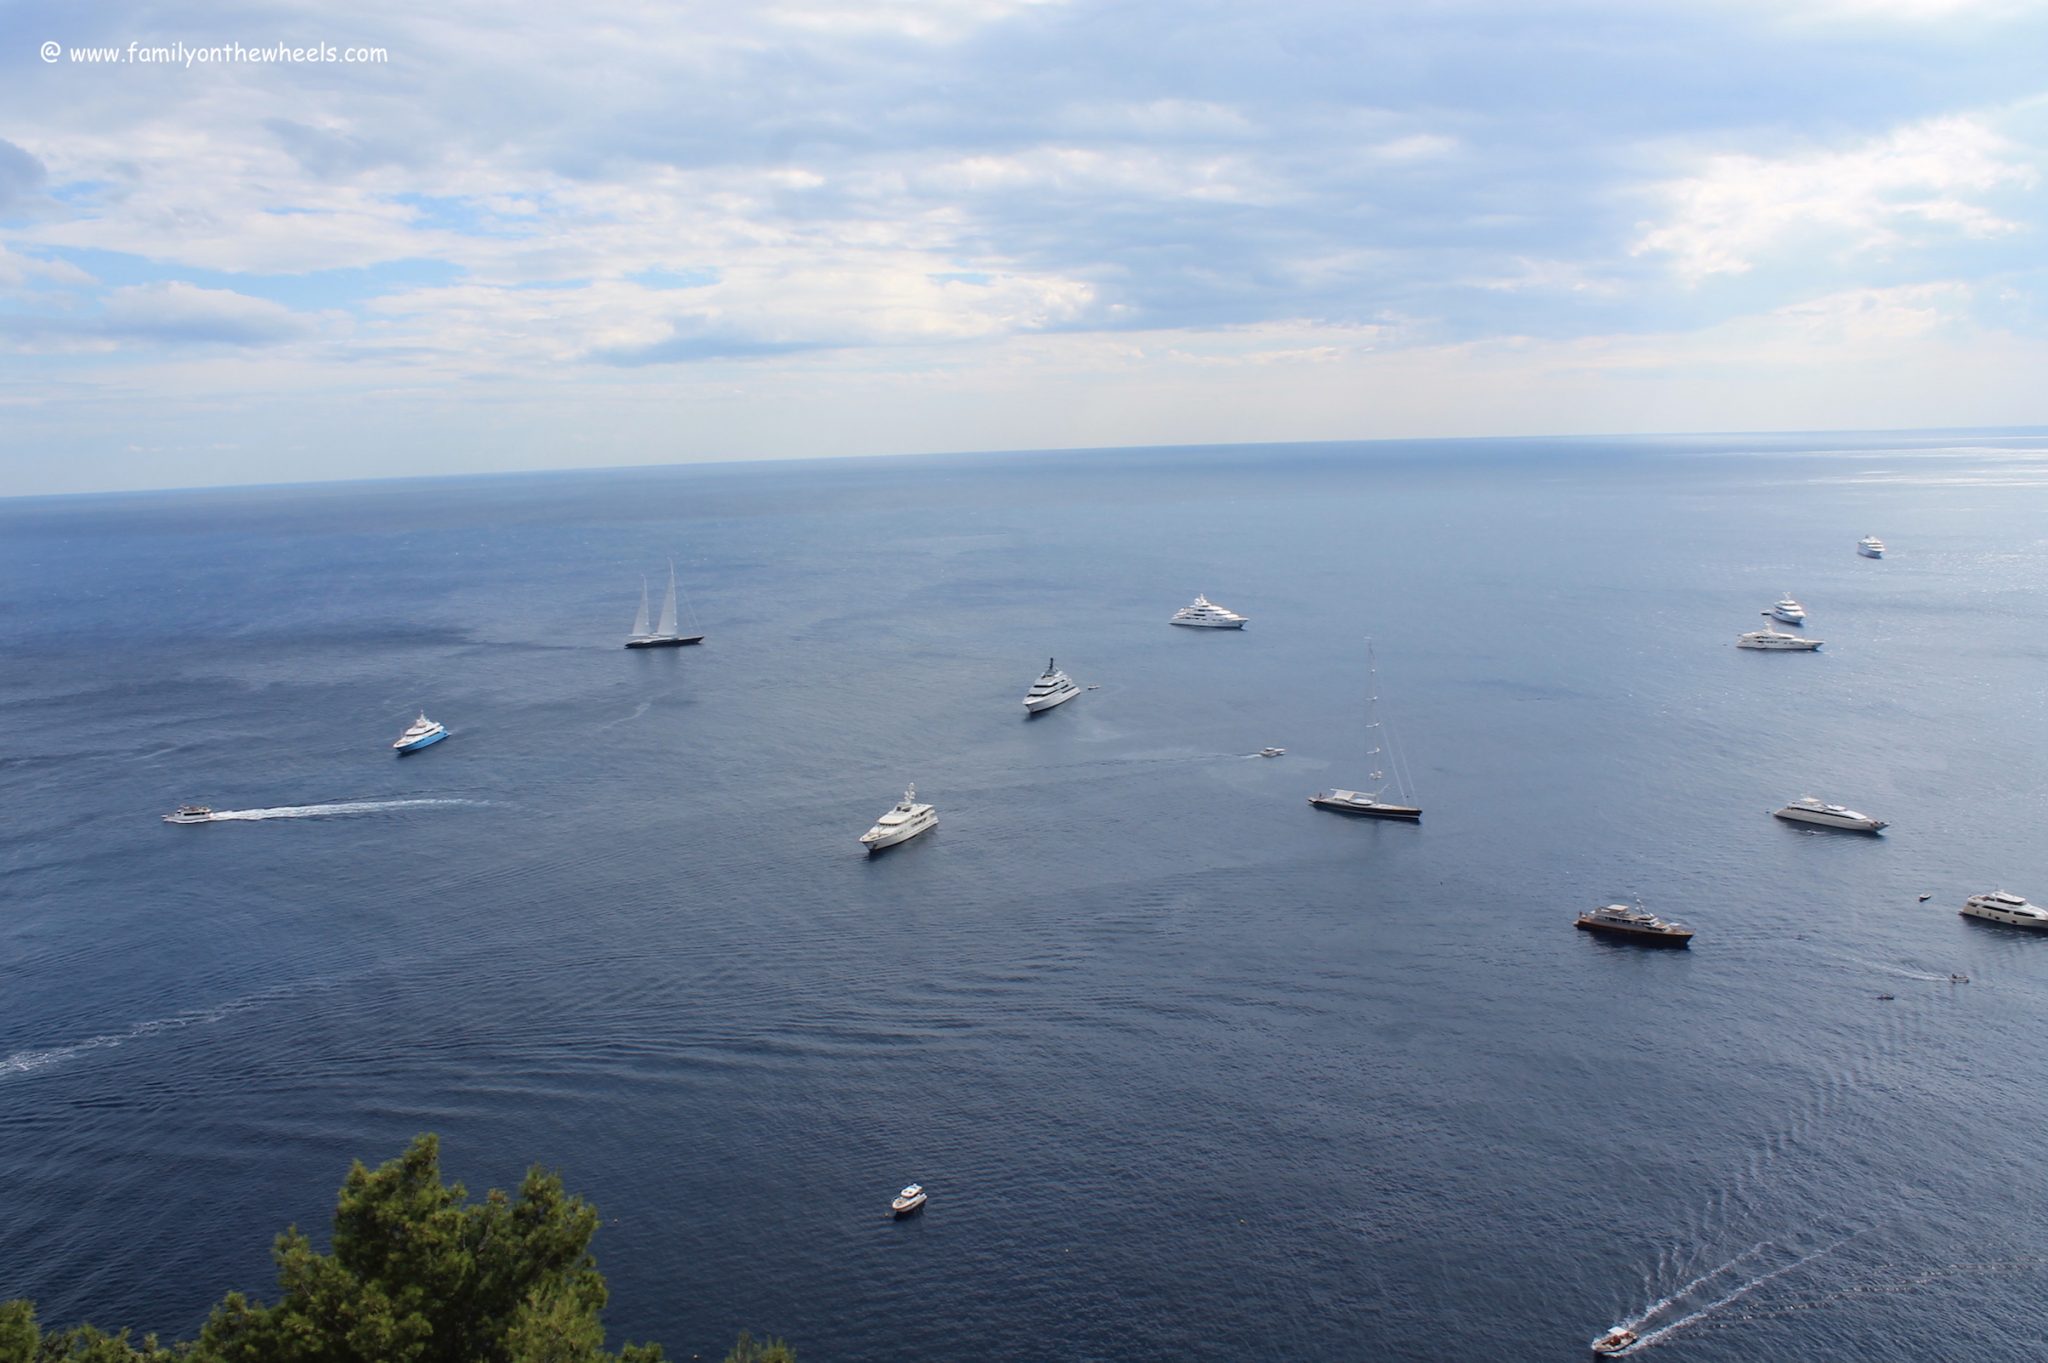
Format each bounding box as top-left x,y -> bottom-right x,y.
0,1135 -> 764,1363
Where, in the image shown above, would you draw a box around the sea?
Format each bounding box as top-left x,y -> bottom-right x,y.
2,432 -> 2046,1362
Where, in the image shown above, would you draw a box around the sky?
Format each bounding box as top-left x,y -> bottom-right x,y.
1,0 -> 2045,495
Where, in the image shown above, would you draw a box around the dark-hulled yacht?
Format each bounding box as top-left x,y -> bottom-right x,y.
1574,902 -> 1693,947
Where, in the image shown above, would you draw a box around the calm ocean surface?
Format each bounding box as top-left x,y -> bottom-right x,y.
3,434 -> 2046,1361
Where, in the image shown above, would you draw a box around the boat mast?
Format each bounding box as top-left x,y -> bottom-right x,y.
632,576 -> 651,637
657,561 -> 680,638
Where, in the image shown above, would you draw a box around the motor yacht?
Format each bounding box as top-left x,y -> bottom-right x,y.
1169,594 -> 1247,628
1737,623 -> 1822,650
392,712 -> 448,753
1590,1328 -> 1639,1356
1858,535 -> 1885,559
1773,797 -> 1886,833
1574,902 -> 1692,947
1770,595 -> 1807,625
891,1184 -> 927,1216
1961,891 -> 2048,930
1022,659 -> 1081,713
163,805 -> 216,825
860,785 -> 937,852
1309,789 -> 1421,821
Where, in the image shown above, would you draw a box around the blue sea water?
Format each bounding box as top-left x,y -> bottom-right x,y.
3,433 -> 2047,1361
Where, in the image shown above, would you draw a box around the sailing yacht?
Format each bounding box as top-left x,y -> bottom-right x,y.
625,562 -> 705,648
860,785 -> 937,852
392,712 -> 447,753
1169,595 -> 1247,628
1310,642 -> 1422,821
1022,659 -> 1081,713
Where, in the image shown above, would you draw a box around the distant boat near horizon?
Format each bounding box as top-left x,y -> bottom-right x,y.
1858,535 -> 1886,559
625,561 -> 705,648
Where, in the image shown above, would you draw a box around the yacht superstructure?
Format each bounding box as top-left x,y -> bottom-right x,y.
860,785 -> 937,852
1023,659 -> 1081,713
1169,595 -> 1247,628
1774,797 -> 1886,832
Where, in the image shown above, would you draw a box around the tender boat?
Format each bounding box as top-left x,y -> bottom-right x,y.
861,785 -> 937,852
1590,1328 -> 1639,1356
163,805 -> 216,825
1169,594 -> 1247,628
1961,891 -> 2048,930
1770,595 -> 1807,625
392,712 -> 448,753
891,1183 -> 927,1216
1022,659 -> 1081,713
1773,797 -> 1886,833
1574,901 -> 1693,947
1737,622 -> 1822,650
1858,535 -> 1885,559
625,561 -> 705,648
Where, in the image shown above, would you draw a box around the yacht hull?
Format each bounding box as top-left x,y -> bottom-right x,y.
625,635 -> 704,648
1774,809 -> 1885,833
1574,920 -> 1692,947
1169,619 -> 1246,629
394,730 -> 447,754
862,819 -> 936,852
1309,796 -> 1421,822
1024,689 -> 1079,713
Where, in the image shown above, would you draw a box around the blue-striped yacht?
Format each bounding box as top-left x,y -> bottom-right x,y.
392,712 -> 448,754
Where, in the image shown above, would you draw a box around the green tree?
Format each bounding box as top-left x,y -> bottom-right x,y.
722,1331 -> 795,1363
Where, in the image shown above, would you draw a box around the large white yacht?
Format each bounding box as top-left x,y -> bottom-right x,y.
1737,622 -> 1822,650
1022,659 -> 1081,713
1961,891 -> 2048,929
392,712 -> 448,753
1858,535 -> 1886,559
1774,797 -> 1886,833
1170,594 -> 1247,629
1770,595 -> 1807,625
860,785 -> 937,852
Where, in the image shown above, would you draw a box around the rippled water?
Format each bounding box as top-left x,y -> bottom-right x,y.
3,434 -> 2046,1360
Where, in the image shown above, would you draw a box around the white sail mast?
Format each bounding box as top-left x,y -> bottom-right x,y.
656,561 -> 680,637
632,576 -> 651,637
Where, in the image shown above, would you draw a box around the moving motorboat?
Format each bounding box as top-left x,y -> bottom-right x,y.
1310,641 -> 1422,821
163,805 -> 216,825
891,1184 -> 927,1216
625,561 -> 705,648
1858,535 -> 1886,559
1737,622 -> 1822,650
1770,595 -> 1807,625
1590,1328 -> 1639,1356
392,713 -> 448,753
1169,594 -> 1247,628
1023,659 -> 1081,713
1773,797 -> 1886,833
1258,747 -> 1286,757
1574,901 -> 1693,947
1961,891 -> 2048,930
861,785 -> 937,852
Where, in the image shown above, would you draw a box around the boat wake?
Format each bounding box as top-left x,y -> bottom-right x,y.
0,983 -> 315,1081
201,798 -> 476,822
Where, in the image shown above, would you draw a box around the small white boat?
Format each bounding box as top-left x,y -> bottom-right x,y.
1258,747 -> 1286,757
1858,535 -> 1885,559
1169,594 -> 1247,628
1770,595 -> 1807,625
1737,622 -> 1822,650
860,785 -> 937,852
392,712 -> 448,753
1961,891 -> 2048,930
163,805 -> 216,825
1022,659 -> 1081,713
1590,1327 -> 1639,1356
891,1183 -> 927,1216
1773,797 -> 1886,833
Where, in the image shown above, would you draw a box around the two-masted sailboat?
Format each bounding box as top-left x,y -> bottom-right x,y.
1309,641 -> 1422,821
625,562 -> 704,649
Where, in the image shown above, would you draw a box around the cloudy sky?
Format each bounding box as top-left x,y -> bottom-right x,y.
2,0 -> 2045,494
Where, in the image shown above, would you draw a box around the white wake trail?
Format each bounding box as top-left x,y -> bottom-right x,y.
204,798 -> 475,821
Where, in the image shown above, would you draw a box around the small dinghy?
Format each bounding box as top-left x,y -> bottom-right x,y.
1590,1327 -> 1638,1356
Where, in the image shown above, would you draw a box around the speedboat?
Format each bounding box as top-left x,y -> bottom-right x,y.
1961,891 -> 2048,930
163,805 -> 216,825
1858,535 -> 1885,559
1022,659 -> 1081,713
392,712 -> 448,753
1737,623 -> 1822,650
1770,595 -> 1807,625
1309,789 -> 1421,821
1574,902 -> 1692,947
861,785 -> 937,852
1169,594 -> 1247,628
1258,747 -> 1286,757
1773,797 -> 1886,833
1590,1328 -> 1639,1356
891,1184 -> 927,1216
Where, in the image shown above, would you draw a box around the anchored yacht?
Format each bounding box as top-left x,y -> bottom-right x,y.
861,785 -> 937,852
163,805 -> 216,825
392,712 -> 447,754
891,1184 -> 927,1216
1737,622 -> 1822,650
1858,535 -> 1886,559
1770,595 -> 1807,625
1023,659 -> 1081,713
1961,891 -> 2048,930
1310,641 -> 1423,822
1170,594 -> 1247,628
1774,797 -> 1886,833
625,561 -> 705,648
1574,901 -> 1693,947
